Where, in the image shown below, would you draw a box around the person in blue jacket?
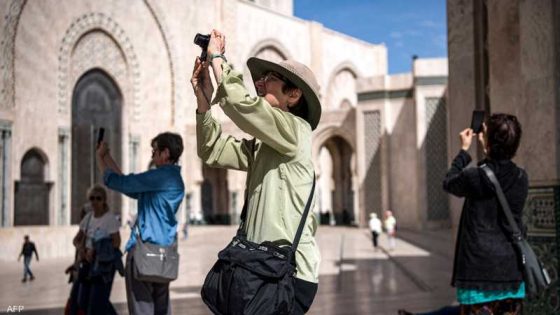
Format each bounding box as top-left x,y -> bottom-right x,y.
97,132 -> 185,315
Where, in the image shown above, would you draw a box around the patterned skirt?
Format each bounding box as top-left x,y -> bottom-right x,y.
460,298 -> 522,315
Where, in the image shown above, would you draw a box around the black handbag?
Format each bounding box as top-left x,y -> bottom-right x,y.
201,177 -> 316,315
481,164 -> 551,297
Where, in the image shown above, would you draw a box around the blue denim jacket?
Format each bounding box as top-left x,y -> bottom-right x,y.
90,237 -> 124,283
104,165 -> 185,252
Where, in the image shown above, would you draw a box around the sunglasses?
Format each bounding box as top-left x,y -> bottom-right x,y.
89,196 -> 103,201
263,72 -> 288,84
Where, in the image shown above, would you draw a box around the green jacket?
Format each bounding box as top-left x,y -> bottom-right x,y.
196,62 -> 320,283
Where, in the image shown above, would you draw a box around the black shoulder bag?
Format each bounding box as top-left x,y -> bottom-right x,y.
201,177 -> 316,315
481,164 -> 551,297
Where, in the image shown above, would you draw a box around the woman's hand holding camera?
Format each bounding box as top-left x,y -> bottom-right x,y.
191,57 -> 213,112
208,29 -> 226,60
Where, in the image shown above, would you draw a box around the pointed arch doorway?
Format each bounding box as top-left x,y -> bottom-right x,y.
71,69 -> 122,223
318,136 -> 355,225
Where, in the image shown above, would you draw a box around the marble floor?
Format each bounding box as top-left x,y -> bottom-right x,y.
0,226 -> 457,315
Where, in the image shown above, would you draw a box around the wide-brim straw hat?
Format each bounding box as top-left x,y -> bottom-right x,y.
247,57 -> 322,130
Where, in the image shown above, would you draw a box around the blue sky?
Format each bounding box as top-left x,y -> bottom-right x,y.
294,0 -> 447,74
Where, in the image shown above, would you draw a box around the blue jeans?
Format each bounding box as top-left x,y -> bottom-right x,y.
22,256 -> 33,279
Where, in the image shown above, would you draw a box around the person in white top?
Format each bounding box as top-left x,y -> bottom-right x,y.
384,210 -> 397,250
368,213 -> 382,250
70,184 -> 121,314
74,186 -> 121,255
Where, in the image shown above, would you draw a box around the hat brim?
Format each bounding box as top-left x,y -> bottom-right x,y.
247,57 -> 321,130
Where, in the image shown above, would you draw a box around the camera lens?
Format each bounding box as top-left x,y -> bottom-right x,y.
194,33 -> 211,50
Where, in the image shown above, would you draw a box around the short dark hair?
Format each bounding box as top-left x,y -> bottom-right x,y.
486,113 -> 522,160
282,81 -> 309,123
151,132 -> 183,164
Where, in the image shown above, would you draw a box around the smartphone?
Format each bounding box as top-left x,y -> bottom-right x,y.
470,110 -> 485,133
97,128 -> 105,145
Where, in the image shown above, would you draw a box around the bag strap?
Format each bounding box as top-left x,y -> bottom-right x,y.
480,164 -> 523,240
81,210 -> 93,234
290,177 -> 316,253
236,139 -> 316,253
132,216 -> 143,241
238,176 -> 316,250
237,138 -> 257,237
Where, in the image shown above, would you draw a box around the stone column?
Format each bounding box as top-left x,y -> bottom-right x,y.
446,0 -> 480,228
0,122 -> 12,227
57,128 -> 70,225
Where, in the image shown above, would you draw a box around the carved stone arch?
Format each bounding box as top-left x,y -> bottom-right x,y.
144,0 -> 178,125
247,38 -> 293,61
313,125 -> 356,161
58,12 -> 141,120
314,132 -> 356,225
325,61 -> 361,110
0,0 -> 27,110
19,147 -> 49,181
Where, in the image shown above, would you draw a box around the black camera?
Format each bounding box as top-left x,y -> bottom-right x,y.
194,33 -> 210,61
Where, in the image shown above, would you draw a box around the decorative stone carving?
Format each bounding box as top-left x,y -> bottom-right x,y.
425,97 -> 449,221
57,12 -> 140,120
1,0 -> 27,110
364,110 -> 382,215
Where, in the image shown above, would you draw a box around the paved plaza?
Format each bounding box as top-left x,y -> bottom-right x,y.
0,226 -> 457,315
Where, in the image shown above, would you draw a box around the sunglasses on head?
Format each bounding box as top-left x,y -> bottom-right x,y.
89,196 -> 103,201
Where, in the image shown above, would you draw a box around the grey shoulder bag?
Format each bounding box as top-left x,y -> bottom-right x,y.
132,221 -> 179,283
481,164 -> 551,297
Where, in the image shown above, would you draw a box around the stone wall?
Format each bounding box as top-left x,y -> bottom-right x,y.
0,0 -> 387,230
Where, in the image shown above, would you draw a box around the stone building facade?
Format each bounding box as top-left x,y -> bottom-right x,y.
356,58 -> 448,230
0,0 -> 452,259
0,0 -> 385,230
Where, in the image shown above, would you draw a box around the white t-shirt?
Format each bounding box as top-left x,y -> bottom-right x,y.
369,217 -> 382,233
79,211 -> 120,248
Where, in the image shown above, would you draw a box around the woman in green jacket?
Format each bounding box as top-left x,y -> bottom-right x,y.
191,29 -> 322,314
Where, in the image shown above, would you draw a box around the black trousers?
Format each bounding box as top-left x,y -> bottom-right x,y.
371,231 -> 379,247
292,278 -> 318,314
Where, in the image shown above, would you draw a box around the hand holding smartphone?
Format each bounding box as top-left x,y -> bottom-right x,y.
97,128 -> 105,145
470,110 -> 485,133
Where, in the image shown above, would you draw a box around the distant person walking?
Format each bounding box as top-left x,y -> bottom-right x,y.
443,113 -> 526,314
384,210 -> 397,250
368,213 -> 382,249
18,235 -> 39,282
